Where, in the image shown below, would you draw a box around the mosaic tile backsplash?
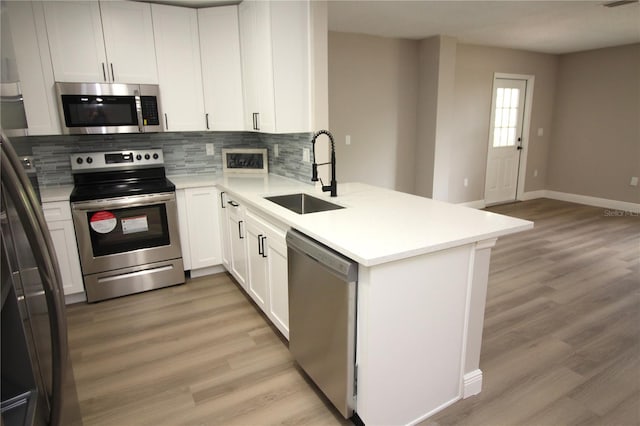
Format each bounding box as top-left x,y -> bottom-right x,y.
17,131 -> 313,187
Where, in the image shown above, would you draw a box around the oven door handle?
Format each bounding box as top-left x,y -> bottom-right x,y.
71,192 -> 176,211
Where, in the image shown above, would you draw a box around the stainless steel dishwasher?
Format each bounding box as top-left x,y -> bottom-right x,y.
286,229 -> 358,418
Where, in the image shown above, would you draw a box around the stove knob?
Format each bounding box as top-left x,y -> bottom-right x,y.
76,157 -> 83,165
144,154 -> 150,160
86,157 -> 93,164
136,154 -> 142,161
152,153 -> 159,160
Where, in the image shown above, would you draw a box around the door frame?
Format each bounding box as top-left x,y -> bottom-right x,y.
485,72 -> 535,203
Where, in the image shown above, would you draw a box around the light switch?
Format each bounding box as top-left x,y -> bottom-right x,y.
206,143 -> 214,156
631,176 -> 639,187
274,144 -> 279,158
537,128 -> 544,137
346,135 -> 351,145
302,148 -> 310,163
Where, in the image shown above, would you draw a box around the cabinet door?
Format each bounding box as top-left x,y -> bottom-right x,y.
238,1 -> 275,133
44,1 -> 108,83
198,6 -> 244,131
228,206 -> 247,289
266,233 -> 289,339
185,187 -> 222,270
270,0 -> 311,133
245,219 -> 268,310
218,191 -> 231,269
6,2 -> 60,135
47,220 -> 84,295
151,4 -> 206,131
238,0 -> 258,131
99,1 -> 158,84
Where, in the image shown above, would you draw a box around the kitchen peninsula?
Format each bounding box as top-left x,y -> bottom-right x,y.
169,174 -> 533,425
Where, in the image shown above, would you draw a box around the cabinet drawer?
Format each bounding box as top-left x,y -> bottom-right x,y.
42,201 -> 72,222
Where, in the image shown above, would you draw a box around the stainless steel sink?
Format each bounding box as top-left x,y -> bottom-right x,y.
264,193 -> 344,214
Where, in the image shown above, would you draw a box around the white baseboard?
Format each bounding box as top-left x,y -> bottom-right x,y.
65,291 -> 86,305
521,190 -> 640,213
519,190 -> 547,201
458,199 -> 486,209
189,264 -> 225,278
463,369 -> 483,398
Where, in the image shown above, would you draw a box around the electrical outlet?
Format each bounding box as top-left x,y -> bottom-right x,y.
463,178 -> 468,187
274,144 -> 279,158
537,128 -> 544,137
346,135 -> 351,145
534,169 -> 538,177
206,143 -> 214,156
302,148 -> 310,163
631,176 -> 639,187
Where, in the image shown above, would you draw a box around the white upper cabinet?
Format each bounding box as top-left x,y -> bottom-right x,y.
151,3 -> 206,131
198,6 -> 244,131
43,1 -> 158,84
3,1 -> 60,135
98,1 -> 159,84
238,0 -> 311,133
238,0 -> 275,133
270,0 -> 311,133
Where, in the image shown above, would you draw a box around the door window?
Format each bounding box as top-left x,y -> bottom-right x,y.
493,88 -> 520,147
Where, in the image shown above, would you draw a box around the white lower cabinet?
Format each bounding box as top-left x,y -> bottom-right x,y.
225,195 -> 248,290
245,209 -> 289,339
176,187 -> 222,275
42,201 -> 84,296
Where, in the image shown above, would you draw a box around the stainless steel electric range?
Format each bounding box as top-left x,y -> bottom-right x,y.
69,149 -> 184,302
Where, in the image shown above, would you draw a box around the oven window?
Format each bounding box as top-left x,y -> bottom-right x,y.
87,204 -> 169,257
61,95 -> 138,127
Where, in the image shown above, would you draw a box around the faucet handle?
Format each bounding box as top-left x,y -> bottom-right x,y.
311,163 -> 319,182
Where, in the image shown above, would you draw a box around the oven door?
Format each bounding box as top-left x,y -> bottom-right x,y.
71,192 -> 182,275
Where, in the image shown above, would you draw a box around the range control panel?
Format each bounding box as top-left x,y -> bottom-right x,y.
70,149 -> 165,172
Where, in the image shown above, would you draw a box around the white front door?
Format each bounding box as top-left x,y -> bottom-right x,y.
484,78 -> 527,205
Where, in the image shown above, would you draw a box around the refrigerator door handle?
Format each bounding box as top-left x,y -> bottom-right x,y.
1,133 -> 68,426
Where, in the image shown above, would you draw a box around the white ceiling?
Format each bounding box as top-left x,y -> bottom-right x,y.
327,0 -> 640,54
139,0 -> 640,54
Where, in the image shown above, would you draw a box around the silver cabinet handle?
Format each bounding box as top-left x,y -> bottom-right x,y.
238,220 -> 244,239
164,113 -> 168,130
205,113 -> 210,130
260,235 -> 267,258
220,191 -> 226,208
110,63 -> 115,81
258,234 -> 264,255
102,62 -> 107,81
227,200 -> 239,207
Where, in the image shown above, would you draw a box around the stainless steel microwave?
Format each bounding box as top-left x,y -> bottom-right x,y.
55,82 -> 164,135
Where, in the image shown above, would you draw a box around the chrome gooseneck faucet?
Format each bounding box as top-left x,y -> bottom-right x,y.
311,130 -> 337,197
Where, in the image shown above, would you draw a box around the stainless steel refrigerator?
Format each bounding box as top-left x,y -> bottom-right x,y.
1,133 -> 83,425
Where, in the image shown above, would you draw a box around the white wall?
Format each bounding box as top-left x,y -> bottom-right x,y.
547,43 -> 640,204
328,32 -> 418,193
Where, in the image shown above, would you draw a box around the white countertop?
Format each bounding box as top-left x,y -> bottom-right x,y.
40,185 -> 74,203
41,174 -> 533,266
215,175 -> 533,267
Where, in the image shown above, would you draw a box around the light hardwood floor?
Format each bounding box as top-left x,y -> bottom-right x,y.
66,199 -> 640,425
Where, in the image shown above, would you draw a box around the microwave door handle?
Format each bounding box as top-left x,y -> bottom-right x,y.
134,89 -> 144,133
